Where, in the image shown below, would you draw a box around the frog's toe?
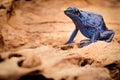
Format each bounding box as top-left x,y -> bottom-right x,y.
105,33 -> 114,42
80,39 -> 90,43
65,41 -> 74,44
79,43 -> 88,48
79,41 -> 92,48
105,39 -> 112,42
79,44 -> 84,48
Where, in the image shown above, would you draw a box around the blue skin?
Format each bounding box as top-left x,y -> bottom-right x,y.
64,7 -> 114,47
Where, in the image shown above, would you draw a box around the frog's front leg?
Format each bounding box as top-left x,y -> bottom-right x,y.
65,28 -> 78,44
79,31 -> 100,47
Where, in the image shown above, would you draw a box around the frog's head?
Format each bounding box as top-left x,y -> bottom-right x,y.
64,7 -> 81,19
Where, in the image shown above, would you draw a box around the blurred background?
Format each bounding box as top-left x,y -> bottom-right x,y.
0,0 -> 120,80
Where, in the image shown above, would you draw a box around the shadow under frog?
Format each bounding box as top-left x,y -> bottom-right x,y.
64,7 -> 114,48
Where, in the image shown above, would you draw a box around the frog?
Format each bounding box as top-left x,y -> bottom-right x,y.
64,7 -> 114,47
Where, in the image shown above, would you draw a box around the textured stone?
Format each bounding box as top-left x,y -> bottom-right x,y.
0,0 -> 120,80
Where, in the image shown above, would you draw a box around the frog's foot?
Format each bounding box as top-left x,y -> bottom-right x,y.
80,39 -> 90,43
105,33 -> 114,42
65,40 -> 74,44
100,30 -> 114,42
79,41 -> 92,48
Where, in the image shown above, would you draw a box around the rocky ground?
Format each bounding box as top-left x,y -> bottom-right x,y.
0,0 -> 120,80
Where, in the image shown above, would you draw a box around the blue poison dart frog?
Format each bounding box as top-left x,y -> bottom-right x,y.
64,7 -> 114,47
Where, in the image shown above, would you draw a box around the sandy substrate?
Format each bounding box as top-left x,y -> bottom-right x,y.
0,0 -> 120,80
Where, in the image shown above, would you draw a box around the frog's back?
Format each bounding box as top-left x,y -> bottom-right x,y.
79,10 -> 108,31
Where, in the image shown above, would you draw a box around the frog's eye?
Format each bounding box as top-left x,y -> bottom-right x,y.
74,10 -> 81,16
74,8 -> 79,12
74,9 -> 79,13
78,12 -> 81,17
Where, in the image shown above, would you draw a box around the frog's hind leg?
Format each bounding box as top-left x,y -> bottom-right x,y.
79,31 -> 100,47
100,30 -> 114,42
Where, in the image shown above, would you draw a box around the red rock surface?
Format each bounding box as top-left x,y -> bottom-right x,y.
0,0 -> 120,80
